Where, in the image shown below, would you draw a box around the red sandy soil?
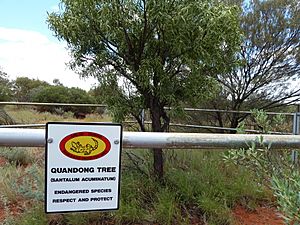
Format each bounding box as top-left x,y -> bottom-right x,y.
0,155 -> 8,220
233,205 -> 285,225
0,156 -> 6,167
0,208 -> 4,223
0,203 -> 22,223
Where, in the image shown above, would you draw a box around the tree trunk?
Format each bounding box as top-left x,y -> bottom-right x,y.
230,112 -> 239,133
215,111 -> 224,133
150,99 -> 164,180
153,148 -> 163,180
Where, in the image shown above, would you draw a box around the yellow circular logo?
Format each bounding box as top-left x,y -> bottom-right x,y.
59,132 -> 111,160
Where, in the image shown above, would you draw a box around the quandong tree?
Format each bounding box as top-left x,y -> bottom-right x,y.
48,0 -> 240,179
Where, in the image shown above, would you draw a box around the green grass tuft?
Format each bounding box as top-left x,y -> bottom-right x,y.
5,203 -> 47,225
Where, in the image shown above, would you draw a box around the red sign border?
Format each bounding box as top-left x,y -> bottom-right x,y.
59,131 -> 111,160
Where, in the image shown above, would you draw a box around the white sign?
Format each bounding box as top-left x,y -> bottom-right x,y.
45,122 -> 122,213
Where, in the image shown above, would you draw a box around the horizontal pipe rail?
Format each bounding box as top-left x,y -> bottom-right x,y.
0,102 -> 106,107
177,108 -> 294,116
0,102 -> 294,116
125,121 -> 292,135
0,122 -> 293,135
0,124 -> 46,128
0,128 -> 299,149
169,123 -> 292,135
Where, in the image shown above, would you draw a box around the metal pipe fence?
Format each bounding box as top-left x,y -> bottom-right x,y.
0,121 -> 293,135
0,101 -> 106,107
0,128 -> 299,149
0,101 -> 294,116
124,121 -> 293,134
165,107 -> 294,116
0,101 -> 296,134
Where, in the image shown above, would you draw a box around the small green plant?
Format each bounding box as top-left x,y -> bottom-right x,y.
225,109 -> 300,224
0,164 -> 22,204
4,203 -> 47,225
17,164 -> 44,201
0,163 -> 44,205
197,195 -> 233,225
165,151 -> 268,225
272,170 -> 300,224
1,148 -> 270,225
250,109 -> 285,133
0,107 -> 15,125
251,109 -> 271,133
0,147 -> 32,166
153,188 -> 180,225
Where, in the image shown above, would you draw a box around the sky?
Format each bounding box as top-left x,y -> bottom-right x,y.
0,0 -> 97,90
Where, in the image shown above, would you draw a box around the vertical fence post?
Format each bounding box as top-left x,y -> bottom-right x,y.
140,109 -> 145,131
292,106 -> 300,162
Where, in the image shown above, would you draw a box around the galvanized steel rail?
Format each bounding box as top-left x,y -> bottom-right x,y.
0,128 -> 299,149
0,123 -> 293,135
0,101 -> 106,107
0,102 -> 293,116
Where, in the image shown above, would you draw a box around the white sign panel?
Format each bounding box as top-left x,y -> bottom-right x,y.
45,122 -> 122,213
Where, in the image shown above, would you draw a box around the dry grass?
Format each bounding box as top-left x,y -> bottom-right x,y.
4,106 -> 112,124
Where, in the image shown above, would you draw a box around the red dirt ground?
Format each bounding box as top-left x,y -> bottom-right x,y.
0,203 -> 22,223
233,205 -> 285,225
0,156 -> 6,167
0,209 -> 4,223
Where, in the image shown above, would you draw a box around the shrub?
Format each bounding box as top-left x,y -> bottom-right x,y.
224,109 -> 300,224
30,86 -> 96,114
0,107 -> 15,125
0,147 -> 32,166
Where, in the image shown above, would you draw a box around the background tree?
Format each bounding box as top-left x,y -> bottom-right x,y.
0,69 -> 13,102
31,85 -> 96,114
0,68 -> 14,124
48,0 -> 240,178
210,0 -> 300,131
12,77 -> 50,102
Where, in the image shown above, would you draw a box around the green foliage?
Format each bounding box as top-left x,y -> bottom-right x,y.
0,163 -> 44,204
31,85 -> 96,113
62,212 -> 109,225
153,188 -> 180,225
251,109 -> 271,132
0,164 -> 22,204
197,195 -> 232,225
1,150 -> 269,225
48,0 -> 241,180
210,0 -> 300,129
31,85 -> 69,103
4,204 -> 47,225
250,109 -> 285,133
272,170 -> 300,224
225,141 -> 300,223
164,151 -> 268,224
223,136 -> 292,181
0,107 -> 15,125
48,0 -> 240,126
0,147 -> 32,166
114,150 -> 268,224
89,85 -> 106,104
0,69 -> 13,102
12,77 -> 50,102
224,109 -> 300,223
